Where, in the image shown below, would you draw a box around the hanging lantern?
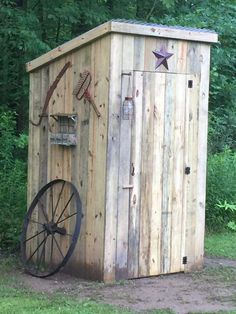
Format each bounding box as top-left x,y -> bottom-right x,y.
122,96 -> 134,120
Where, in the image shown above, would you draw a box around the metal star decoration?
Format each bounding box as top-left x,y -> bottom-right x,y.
152,48 -> 173,70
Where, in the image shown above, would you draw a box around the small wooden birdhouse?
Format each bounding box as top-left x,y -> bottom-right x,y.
26,20 -> 218,282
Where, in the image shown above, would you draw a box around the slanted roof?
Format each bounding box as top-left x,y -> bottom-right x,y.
26,19 -> 218,72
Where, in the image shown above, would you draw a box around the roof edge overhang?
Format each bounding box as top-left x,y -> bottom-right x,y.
26,20 -> 218,73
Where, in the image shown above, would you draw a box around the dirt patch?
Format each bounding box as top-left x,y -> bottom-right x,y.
11,257 -> 236,314
205,256 -> 236,268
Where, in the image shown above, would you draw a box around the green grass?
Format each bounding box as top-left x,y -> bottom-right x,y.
147,310 -> 175,314
205,232 -> 236,259
0,290 -> 133,314
189,311 -> 236,314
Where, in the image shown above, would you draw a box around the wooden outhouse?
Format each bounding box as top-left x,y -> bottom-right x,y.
27,20 -> 218,282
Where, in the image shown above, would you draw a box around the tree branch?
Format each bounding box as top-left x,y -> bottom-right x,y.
146,0 -> 157,21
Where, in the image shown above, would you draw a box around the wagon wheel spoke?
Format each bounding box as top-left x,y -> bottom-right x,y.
28,219 -> 44,226
52,181 -> 66,221
56,193 -> 74,224
50,234 -> 54,265
36,232 -> 47,272
57,212 -> 77,224
26,236 -> 48,264
52,233 -> 65,260
50,186 -> 54,221
38,199 -> 49,223
24,229 -> 45,243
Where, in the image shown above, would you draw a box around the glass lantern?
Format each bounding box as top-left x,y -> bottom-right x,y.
122,96 -> 134,120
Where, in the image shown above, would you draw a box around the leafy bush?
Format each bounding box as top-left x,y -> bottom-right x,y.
206,149 -> 236,232
0,111 -> 27,251
216,201 -> 236,231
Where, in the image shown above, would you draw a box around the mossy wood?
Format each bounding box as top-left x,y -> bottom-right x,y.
27,20 -> 217,281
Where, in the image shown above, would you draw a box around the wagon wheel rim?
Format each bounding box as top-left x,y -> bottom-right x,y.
21,179 -> 82,278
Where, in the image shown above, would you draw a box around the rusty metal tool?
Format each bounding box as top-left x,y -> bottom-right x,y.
30,61 -> 71,126
73,70 -> 101,118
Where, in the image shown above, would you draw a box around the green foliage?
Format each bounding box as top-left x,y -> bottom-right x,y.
205,232 -> 236,259
206,149 -> 236,232
0,111 -> 27,251
216,201 -> 236,231
0,1 -> 50,131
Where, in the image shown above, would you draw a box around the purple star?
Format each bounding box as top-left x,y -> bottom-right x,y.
152,48 -> 173,70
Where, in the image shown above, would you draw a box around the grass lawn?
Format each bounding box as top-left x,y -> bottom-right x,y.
205,232 -> 236,259
0,289 -> 132,314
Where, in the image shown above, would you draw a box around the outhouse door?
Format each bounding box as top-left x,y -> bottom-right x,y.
116,70 -> 199,279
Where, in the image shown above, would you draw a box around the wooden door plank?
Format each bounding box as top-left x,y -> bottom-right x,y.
150,73 -> 165,276
161,73 -> 175,274
170,74 -> 186,273
184,42 -> 202,271
184,74 -> 200,271
139,72 -> 154,277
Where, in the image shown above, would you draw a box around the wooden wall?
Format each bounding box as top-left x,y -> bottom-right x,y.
104,33 -> 211,281
28,35 -> 111,280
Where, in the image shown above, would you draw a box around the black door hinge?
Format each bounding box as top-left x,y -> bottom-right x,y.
188,80 -> 193,88
185,167 -> 190,175
182,256 -> 188,264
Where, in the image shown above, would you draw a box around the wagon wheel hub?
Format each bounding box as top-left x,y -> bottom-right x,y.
43,222 -> 66,236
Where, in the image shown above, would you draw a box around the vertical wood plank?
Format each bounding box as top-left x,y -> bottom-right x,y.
128,71 -> 143,278
38,66 -> 50,265
170,74 -> 186,273
195,44 -> 211,268
115,34 -> 134,279
184,42 -> 201,272
133,36 -> 145,71
85,35 -> 110,280
61,54 -> 73,259
47,58 -> 67,265
161,73 -> 175,274
39,66 -> 50,190
184,74 -> 200,271
139,72 -> 154,277
116,72 -> 133,279
28,71 -> 41,260
150,73 -> 165,276
104,34 -> 123,282
72,45 -> 91,276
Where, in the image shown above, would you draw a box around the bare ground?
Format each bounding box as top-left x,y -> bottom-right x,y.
9,257 -> 236,314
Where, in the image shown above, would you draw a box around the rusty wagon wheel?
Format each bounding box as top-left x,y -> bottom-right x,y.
21,179 -> 82,278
